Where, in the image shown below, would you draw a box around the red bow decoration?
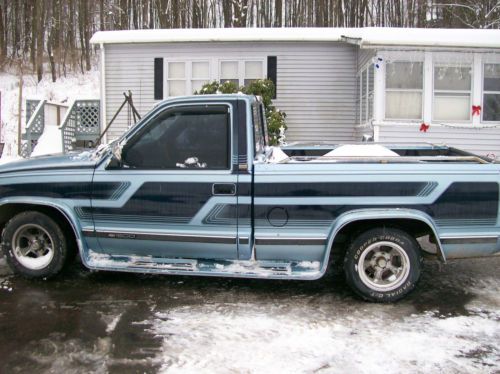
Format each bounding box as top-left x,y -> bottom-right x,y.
420,123 -> 430,132
472,105 -> 481,116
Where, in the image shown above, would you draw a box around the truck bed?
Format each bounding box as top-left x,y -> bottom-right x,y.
279,143 -> 493,164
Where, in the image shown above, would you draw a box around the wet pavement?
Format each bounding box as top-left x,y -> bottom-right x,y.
0,255 -> 499,373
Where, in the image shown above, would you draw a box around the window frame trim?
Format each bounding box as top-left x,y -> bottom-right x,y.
120,101 -> 234,173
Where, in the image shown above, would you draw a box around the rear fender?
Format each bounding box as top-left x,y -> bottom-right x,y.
322,208 -> 445,274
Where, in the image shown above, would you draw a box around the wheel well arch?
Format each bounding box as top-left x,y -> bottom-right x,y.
326,216 -> 444,265
0,203 -> 79,252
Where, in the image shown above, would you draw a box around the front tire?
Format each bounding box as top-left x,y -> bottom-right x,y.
344,227 -> 422,302
1,211 -> 68,278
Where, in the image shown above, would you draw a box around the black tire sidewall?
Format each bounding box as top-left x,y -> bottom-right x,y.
1,211 -> 67,278
344,227 -> 422,302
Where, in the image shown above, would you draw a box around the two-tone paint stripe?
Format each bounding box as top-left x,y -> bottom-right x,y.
440,236 -> 498,245
83,229 -> 237,244
82,229 -> 327,246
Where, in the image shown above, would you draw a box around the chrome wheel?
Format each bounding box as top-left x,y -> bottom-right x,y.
12,224 -> 55,270
357,241 -> 410,292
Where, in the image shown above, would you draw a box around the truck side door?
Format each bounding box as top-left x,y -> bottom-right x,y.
89,101 -> 239,260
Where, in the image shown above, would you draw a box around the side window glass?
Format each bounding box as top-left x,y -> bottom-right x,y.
252,103 -> 266,155
122,105 -> 230,170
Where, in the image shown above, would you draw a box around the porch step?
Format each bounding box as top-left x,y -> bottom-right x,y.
85,250 -> 322,280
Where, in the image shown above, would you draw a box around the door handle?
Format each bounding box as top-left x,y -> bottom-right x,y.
212,183 -> 236,195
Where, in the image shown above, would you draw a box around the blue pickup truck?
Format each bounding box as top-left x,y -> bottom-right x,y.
1,95 -> 499,302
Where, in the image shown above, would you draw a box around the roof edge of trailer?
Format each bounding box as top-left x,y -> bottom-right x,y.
90,27 -> 500,50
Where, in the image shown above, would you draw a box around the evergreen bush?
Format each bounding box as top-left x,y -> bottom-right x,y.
195,79 -> 287,145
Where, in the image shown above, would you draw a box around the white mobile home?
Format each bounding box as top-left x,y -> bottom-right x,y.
90,27 -> 500,156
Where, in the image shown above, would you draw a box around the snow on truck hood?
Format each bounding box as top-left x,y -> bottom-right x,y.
0,152 -> 98,174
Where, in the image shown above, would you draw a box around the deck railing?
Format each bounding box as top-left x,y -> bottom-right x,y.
60,100 -> 100,153
21,100 -> 46,158
23,99 -> 100,157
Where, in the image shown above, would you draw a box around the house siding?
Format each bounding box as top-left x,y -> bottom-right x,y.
379,124 -> 500,156
104,41 -> 358,143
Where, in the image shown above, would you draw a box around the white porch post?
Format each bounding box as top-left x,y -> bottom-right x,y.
423,52 -> 433,125
472,53 -> 482,127
99,43 -> 107,144
373,54 -> 385,142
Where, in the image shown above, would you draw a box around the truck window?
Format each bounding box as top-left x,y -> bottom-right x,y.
122,105 -> 230,170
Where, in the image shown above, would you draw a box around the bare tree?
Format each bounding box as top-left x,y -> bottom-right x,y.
433,0 -> 500,28
2,0 -> 500,80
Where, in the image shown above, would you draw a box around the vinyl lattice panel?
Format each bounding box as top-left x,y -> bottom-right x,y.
26,100 -> 44,135
76,101 -> 100,135
62,111 -> 77,153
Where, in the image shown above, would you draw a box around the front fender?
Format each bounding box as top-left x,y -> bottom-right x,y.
322,208 -> 445,274
0,197 -> 85,255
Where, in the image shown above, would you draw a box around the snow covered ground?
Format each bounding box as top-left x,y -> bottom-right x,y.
2,257 -> 498,373
150,303 -> 499,373
146,275 -> 500,373
0,69 -> 99,159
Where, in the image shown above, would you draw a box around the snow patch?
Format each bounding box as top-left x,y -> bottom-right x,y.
296,261 -> 320,270
0,276 -> 13,292
101,313 -> 123,334
86,251 -> 151,268
30,125 -> 63,156
149,305 -> 500,373
323,144 -> 400,157
0,155 -> 22,165
266,146 -> 289,163
210,261 -> 290,276
22,333 -> 113,373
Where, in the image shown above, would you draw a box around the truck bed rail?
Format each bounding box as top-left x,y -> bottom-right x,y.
281,155 -> 492,164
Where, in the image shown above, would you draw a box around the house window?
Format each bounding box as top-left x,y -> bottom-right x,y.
167,62 -> 186,96
483,63 -> 500,122
359,65 -> 374,124
385,62 -> 423,120
220,60 -> 265,87
433,65 -> 472,121
245,61 -> 263,86
166,61 -> 210,97
220,61 -> 239,86
191,61 -> 210,93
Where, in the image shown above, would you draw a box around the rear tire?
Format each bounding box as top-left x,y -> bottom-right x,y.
344,227 -> 422,302
1,211 -> 68,279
